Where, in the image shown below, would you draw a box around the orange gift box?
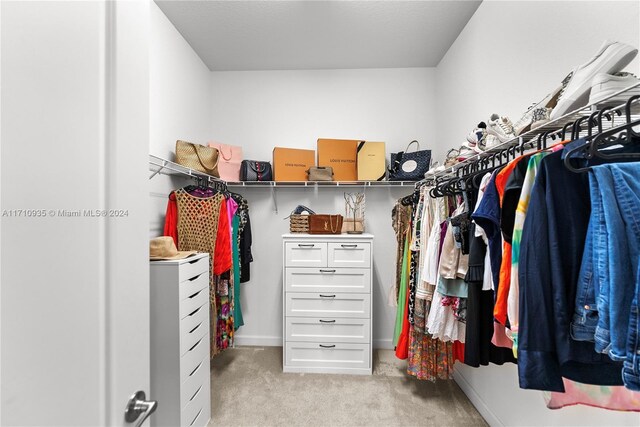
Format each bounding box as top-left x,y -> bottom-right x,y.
272,147 -> 316,181
317,139 -> 358,181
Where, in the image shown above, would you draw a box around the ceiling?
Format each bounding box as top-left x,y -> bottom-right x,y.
155,0 -> 482,71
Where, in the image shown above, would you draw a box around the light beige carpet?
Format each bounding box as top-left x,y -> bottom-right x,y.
209,346 -> 487,427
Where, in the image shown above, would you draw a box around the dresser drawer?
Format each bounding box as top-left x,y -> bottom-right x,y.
285,268 -> 370,293
285,242 -> 327,267
179,255 -> 209,282
185,403 -> 209,427
180,332 -> 209,380
180,304 -> 208,356
285,342 -> 370,369
328,242 -> 371,268
179,271 -> 208,301
286,292 -> 370,318
181,375 -> 208,427
180,356 -> 208,410
286,317 -> 370,343
179,287 -> 209,320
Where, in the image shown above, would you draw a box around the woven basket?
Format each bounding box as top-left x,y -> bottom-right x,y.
289,214 -> 309,233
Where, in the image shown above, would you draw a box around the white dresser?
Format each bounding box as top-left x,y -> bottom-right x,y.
150,253 -> 211,427
282,233 -> 374,375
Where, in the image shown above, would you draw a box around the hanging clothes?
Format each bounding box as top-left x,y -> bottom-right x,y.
165,187 -> 233,357
518,144 -> 624,392
232,214 -> 243,330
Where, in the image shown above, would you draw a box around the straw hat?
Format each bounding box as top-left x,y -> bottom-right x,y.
150,236 -> 197,260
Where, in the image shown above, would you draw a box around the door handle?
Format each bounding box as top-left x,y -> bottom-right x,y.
340,244 -> 357,248
297,244 -> 315,248
125,391 -> 157,427
319,269 -> 336,273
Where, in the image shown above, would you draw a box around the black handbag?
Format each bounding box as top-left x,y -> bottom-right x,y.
240,160 -> 273,181
388,140 -> 431,181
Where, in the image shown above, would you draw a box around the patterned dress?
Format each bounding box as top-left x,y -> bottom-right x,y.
174,188 -> 233,357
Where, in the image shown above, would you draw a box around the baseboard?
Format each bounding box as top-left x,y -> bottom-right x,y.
453,368 -> 503,427
234,335 -> 282,347
373,338 -> 393,349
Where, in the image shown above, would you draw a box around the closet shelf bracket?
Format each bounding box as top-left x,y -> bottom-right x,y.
271,182 -> 278,214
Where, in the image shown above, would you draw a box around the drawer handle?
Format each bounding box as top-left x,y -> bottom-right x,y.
188,289 -> 203,299
319,269 -> 336,273
340,244 -> 358,248
189,322 -> 203,334
319,319 -> 336,323
190,408 -> 203,427
188,273 -> 204,281
189,385 -> 203,402
189,360 -> 203,377
319,294 -> 336,298
319,344 -> 336,349
297,244 -> 315,248
187,257 -> 202,264
187,306 -> 202,317
188,337 -> 203,352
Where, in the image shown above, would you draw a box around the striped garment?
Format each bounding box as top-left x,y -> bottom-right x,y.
507,152 -> 549,355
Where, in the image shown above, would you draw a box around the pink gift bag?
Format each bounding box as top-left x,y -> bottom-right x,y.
207,142 -> 243,182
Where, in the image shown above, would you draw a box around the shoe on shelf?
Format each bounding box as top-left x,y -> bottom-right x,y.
462,140 -> 484,154
487,114 -> 516,143
513,85 -> 563,135
530,107 -> 552,130
588,72 -> 640,105
549,40 -> 638,120
425,161 -> 441,176
484,134 -> 501,152
444,148 -> 460,167
466,127 -> 486,146
458,145 -> 476,161
513,103 -> 536,136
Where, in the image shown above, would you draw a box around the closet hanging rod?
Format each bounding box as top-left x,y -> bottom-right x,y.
424,83 -> 640,183
149,154 -> 226,185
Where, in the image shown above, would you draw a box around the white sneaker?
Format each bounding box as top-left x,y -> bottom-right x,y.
462,140 -> 484,154
466,128 -> 485,146
588,72 -> 640,104
425,161 -> 441,176
484,134 -> 501,152
513,85 -> 563,135
487,114 -> 516,143
550,40 -> 638,120
530,107 -> 552,130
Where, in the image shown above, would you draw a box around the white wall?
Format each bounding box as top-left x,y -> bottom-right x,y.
149,2 -> 213,236
436,1 -> 640,426
210,68 -> 437,348
435,0 -> 640,161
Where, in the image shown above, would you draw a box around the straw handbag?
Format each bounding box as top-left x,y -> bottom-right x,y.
175,140 -> 220,177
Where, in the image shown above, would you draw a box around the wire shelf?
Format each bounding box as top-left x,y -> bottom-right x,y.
225,180 -> 416,188
429,82 -> 640,181
149,154 -> 225,183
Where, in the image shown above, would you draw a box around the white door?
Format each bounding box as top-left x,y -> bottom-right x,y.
1,1 -> 151,425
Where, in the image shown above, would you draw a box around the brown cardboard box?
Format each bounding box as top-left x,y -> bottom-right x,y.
317,139 -> 358,181
357,141 -> 386,181
272,147 -> 315,181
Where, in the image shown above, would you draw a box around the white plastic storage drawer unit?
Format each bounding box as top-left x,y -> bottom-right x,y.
150,253 -> 211,427
282,233 -> 373,375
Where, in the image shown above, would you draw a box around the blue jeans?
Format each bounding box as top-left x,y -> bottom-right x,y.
590,163 -> 640,389
571,199 -> 600,342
